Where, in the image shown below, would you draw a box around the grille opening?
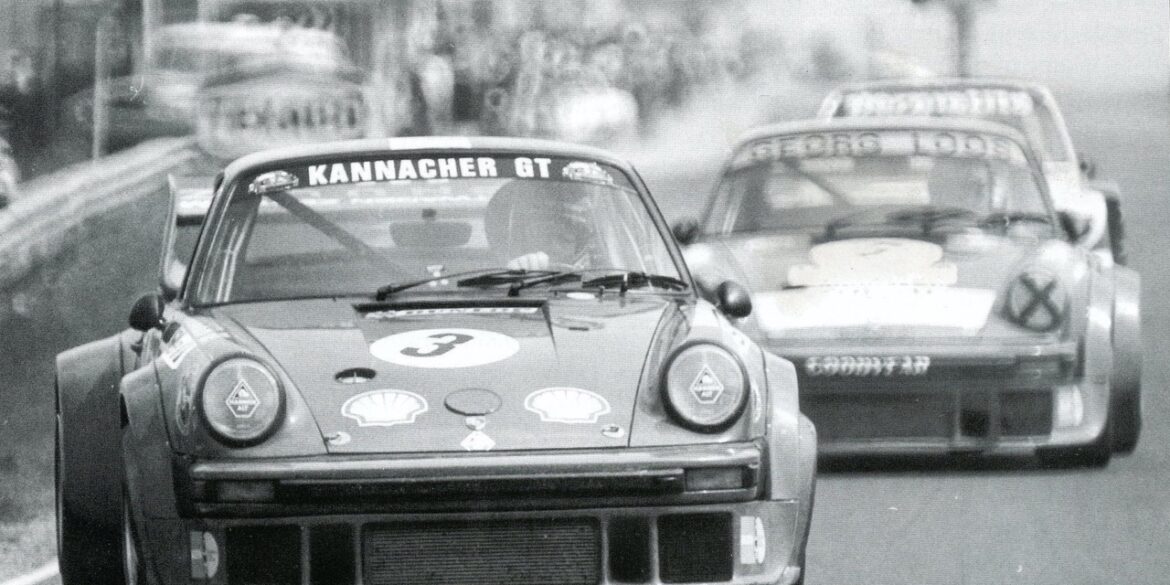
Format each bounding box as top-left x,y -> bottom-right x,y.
804,393 -> 952,440
310,524 -> 354,585
959,391 -> 991,438
363,518 -> 601,585
608,517 -> 651,583
657,513 -> 733,583
225,525 -> 300,585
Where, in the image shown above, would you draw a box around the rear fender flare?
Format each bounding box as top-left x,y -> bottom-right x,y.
1110,267 -> 1142,417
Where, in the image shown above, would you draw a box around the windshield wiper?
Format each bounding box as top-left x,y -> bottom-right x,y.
580,271 -> 689,294
826,206 -> 978,239
375,268 -> 556,300
979,211 -> 1053,228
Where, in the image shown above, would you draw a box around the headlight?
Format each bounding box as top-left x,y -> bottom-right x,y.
199,357 -> 284,445
661,342 -> 749,432
1004,270 -> 1067,332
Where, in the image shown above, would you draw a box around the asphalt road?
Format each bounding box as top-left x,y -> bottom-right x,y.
0,87 -> 1165,584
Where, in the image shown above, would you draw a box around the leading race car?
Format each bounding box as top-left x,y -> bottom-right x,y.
675,118 -> 1141,466
55,137 -> 816,585
817,77 -> 1129,265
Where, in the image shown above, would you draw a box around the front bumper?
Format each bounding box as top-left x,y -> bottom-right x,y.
133,442 -> 809,585
777,342 -> 1109,457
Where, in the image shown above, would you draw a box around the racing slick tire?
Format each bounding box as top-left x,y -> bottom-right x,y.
122,486 -> 146,585
1036,425 -> 1111,469
1103,194 -> 1127,266
1109,266 -> 1142,454
55,336 -> 128,585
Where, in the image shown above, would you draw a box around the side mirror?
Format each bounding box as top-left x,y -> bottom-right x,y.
716,280 -> 752,319
1058,211 -> 1091,245
129,293 -> 166,332
1079,156 -> 1098,180
672,218 -> 700,246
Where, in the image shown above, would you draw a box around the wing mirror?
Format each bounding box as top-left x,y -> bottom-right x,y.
672,218 -> 700,246
1058,211 -> 1091,245
716,280 -> 752,319
129,293 -> 166,332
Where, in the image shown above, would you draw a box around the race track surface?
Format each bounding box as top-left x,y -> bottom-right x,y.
0,87 -> 1166,584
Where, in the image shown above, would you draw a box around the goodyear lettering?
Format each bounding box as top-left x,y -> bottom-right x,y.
307,157 -> 502,186
805,355 -> 930,377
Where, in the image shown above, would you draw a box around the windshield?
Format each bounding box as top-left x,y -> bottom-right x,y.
829,88 -> 1072,162
191,154 -> 681,304
706,128 -> 1052,236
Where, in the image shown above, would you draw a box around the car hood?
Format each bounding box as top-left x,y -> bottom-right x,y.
687,233 -> 1083,342
210,296 -> 674,454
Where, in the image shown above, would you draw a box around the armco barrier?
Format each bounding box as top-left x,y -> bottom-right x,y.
0,137 -> 200,294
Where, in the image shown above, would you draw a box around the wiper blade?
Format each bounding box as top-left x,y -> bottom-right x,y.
455,269 -> 560,288
980,211 -> 1053,227
376,268 -> 553,300
580,271 -> 689,294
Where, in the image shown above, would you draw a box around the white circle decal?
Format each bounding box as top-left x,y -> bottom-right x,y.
369,328 -> 520,368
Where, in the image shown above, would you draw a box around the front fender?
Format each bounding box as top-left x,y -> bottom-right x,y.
1110,266 -> 1141,414
55,331 -> 138,524
763,351 -> 815,503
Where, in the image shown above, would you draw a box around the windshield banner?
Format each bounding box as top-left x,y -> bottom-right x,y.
838,89 -> 1035,118
271,157 -> 628,190
735,129 -> 1029,169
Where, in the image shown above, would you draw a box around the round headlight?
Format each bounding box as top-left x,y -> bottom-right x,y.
199,357 -> 284,445
661,342 -> 749,432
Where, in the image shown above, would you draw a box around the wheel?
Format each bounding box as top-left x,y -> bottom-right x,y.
1037,423 -> 1112,469
56,411 -> 122,585
1110,391 -> 1142,455
1103,196 -> 1127,266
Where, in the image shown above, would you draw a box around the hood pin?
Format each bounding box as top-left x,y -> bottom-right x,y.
601,424 -> 625,439
325,431 -> 351,446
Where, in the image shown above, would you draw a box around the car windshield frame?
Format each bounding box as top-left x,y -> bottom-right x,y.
182,151 -> 693,307
700,126 -> 1058,239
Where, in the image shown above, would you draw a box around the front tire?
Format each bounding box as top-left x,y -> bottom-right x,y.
1037,424 -> 1112,469
56,411 -> 122,585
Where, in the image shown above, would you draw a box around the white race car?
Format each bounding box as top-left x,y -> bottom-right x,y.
817,78 -> 1127,264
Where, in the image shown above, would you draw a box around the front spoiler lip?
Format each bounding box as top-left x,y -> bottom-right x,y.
186,441 -> 763,482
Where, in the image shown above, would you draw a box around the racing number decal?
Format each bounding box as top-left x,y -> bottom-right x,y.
370,328 -> 520,369
400,333 -> 474,357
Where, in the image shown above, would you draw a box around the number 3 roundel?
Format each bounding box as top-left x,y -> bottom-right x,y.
369,328 -> 520,368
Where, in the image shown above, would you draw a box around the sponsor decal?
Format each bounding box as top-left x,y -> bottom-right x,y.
840,89 -> 1035,118
1005,271 -> 1065,331
190,531 -> 220,580
788,239 -> 958,287
562,161 -> 614,185
689,365 -> 726,404
736,129 -> 1027,169
162,331 -> 197,369
224,380 -> 262,418
756,286 -> 996,332
369,328 -> 519,368
364,307 -> 539,320
601,424 -> 626,439
175,382 -> 196,435
461,429 -> 496,451
804,355 -> 930,377
341,389 -> 428,426
525,387 -> 612,424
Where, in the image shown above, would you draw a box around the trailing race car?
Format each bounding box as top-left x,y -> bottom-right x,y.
817,77 -> 1129,265
675,118 -> 1141,466
56,137 -> 816,585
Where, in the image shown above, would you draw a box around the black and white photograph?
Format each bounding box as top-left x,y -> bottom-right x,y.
0,1 -> 1164,584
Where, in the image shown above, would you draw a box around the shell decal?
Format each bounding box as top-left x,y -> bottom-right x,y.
525,387 -> 611,424
341,389 -> 428,427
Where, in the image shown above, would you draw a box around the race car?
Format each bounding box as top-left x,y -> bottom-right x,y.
674,118 -> 1141,466
55,137 -> 816,585
817,77 -> 1129,265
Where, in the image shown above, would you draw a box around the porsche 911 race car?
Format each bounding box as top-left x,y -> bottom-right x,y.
817,77 -> 1129,264
675,118 -> 1141,465
55,137 -> 816,585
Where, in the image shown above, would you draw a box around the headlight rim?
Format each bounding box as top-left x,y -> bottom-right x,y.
659,339 -> 751,433
196,353 -> 286,447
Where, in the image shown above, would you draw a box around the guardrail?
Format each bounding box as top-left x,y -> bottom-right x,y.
0,137 -> 200,293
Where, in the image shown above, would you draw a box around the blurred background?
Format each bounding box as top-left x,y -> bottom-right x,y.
0,1 -> 1167,583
